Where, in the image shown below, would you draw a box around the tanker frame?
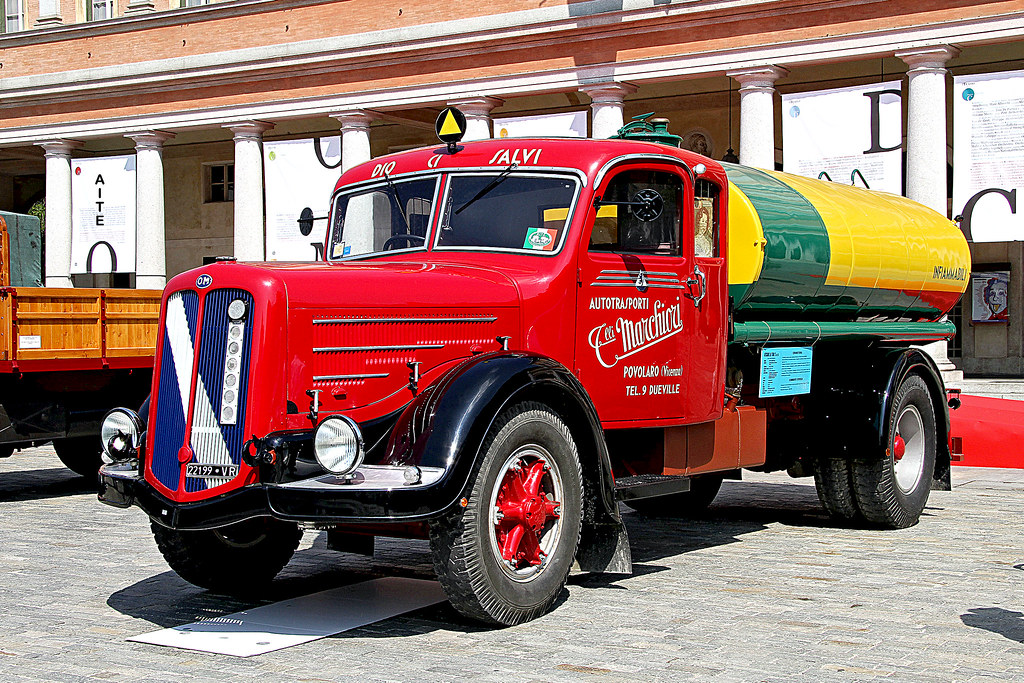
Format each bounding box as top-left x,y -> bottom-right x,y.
97,111 -> 970,626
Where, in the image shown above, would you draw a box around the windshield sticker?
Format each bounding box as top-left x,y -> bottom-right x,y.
588,300 -> 684,368
488,148 -> 542,166
332,242 -> 346,259
524,228 -> 557,251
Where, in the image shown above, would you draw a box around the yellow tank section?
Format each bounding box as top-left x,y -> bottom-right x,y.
723,163 -> 970,321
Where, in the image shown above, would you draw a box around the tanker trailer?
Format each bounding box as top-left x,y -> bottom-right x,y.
712,163 -> 970,527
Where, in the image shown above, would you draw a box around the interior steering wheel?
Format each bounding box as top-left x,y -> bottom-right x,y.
382,234 -> 426,250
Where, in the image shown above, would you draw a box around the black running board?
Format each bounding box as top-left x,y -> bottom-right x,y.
614,474 -> 691,501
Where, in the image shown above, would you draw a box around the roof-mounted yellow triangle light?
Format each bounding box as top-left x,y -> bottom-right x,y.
435,107 -> 467,154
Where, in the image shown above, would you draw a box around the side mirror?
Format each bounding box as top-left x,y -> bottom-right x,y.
298,207 -> 315,236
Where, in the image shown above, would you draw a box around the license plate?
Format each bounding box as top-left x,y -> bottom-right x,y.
185,463 -> 239,479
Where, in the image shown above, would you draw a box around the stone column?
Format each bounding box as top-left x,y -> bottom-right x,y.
225,121 -> 274,262
727,66 -> 788,170
897,46 -> 962,385
331,111 -> 375,173
581,83 -> 638,139
36,140 -> 83,288
127,132 -> 174,290
447,96 -> 504,141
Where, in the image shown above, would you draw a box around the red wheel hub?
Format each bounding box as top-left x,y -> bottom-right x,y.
494,458 -> 560,569
893,434 -> 906,461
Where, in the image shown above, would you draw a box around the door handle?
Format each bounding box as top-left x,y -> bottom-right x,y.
685,264 -> 706,310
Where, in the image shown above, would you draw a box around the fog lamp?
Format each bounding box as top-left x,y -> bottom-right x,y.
100,408 -> 144,464
313,415 -> 364,476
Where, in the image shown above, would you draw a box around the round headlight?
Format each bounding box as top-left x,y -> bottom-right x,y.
227,299 -> 247,321
313,415 -> 364,476
100,408 -> 144,464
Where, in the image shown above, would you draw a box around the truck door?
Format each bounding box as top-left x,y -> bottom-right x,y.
575,164 -> 692,424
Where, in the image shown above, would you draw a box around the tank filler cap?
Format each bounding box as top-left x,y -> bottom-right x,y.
610,112 -> 683,147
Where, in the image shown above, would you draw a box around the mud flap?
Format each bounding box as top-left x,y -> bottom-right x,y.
574,520 -> 631,574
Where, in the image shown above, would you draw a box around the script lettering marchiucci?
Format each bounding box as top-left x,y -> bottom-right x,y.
588,300 -> 684,368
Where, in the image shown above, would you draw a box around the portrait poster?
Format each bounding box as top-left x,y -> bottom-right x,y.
70,155 -> 137,274
971,271 -> 1010,323
953,70 -> 1024,242
782,81 -> 902,194
264,137 -> 342,261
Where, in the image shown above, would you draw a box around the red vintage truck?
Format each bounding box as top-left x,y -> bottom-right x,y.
98,113 -> 970,625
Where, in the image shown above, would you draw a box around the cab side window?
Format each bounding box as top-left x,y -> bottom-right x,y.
694,179 -> 720,258
589,170 -> 682,256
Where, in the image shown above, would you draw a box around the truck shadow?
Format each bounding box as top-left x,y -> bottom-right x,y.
106,479 -> 840,635
0,466 -> 96,502
961,607 -> 1024,644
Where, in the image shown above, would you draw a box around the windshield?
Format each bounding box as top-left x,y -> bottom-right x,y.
328,176 -> 439,259
437,174 -> 579,254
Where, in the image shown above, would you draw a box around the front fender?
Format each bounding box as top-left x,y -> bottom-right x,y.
385,351 -> 629,572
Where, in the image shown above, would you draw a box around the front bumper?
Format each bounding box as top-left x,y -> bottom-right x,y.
99,462 -> 453,530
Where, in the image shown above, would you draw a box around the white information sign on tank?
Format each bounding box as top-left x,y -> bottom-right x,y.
782,81 -> 903,194
264,137 -> 342,261
953,70 -> 1024,243
70,154 -> 136,274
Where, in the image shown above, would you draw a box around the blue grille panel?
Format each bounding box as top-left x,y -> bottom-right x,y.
185,289 -> 254,493
150,291 -> 198,491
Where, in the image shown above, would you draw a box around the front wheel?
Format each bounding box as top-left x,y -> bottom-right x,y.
428,402 -> 583,626
54,437 -> 103,477
851,374 -> 937,529
151,517 -> 302,594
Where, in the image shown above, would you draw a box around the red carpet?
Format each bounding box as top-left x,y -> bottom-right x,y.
949,394 -> 1024,468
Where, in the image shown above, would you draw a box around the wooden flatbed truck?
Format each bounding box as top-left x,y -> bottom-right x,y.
97,112 -> 970,625
0,215 -> 158,475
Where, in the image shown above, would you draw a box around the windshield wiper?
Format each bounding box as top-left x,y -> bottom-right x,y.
382,169 -> 413,234
454,162 -> 518,215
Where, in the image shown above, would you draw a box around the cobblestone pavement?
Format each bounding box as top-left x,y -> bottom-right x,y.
1,445 -> 1022,682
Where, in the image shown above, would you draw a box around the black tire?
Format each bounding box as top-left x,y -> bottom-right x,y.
151,517 -> 302,594
813,456 -> 862,522
851,374 -> 937,529
428,402 -> 583,626
54,437 -> 103,477
624,473 -> 724,517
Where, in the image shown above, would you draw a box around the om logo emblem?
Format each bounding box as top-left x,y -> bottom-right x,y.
196,274 -> 213,289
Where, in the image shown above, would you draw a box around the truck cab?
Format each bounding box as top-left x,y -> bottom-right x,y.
97,112 -> 969,626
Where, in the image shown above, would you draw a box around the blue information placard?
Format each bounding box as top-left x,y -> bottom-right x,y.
759,346 -> 813,398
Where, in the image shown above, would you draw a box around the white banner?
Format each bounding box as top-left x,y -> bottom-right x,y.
953,70 -> 1024,243
494,112 -> 587,139
264,137 -> 342,261
70,155 -> 136,274
782,82 -> 902,194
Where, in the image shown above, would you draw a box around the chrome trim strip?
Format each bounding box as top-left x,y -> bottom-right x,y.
590,282 -> 687,289
314,343 -> 446,353
596,275 -> 679,283
600,270 -> 676,277
312,316 -> 496,325
313,373 -> 390,381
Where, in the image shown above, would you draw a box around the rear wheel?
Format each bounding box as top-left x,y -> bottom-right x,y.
151,517 -> 303,594
624,473 -> 724,517
813,456 -> 861,522
428,402 -> 583,626
851,374 -> 937,529
54,437 -> 103,477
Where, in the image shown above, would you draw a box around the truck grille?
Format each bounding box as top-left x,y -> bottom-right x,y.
149,288 -> 254,494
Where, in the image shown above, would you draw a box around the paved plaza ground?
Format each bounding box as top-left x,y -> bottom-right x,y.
1,445 -> 1022,682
